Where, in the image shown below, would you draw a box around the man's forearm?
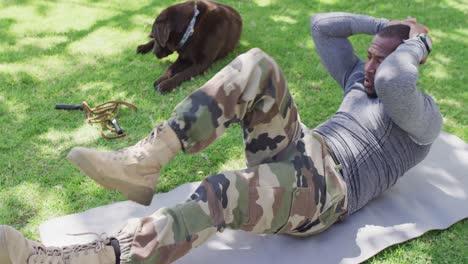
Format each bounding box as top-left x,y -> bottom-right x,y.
310,12 -> 389,38
310,12 -> 389,90
375,41 -> 442,145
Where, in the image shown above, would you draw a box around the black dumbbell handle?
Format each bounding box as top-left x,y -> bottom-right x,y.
55,104 -> 83,110
111,118 -> 124,135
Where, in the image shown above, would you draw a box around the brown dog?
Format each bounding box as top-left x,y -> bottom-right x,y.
136,0 -> 243,93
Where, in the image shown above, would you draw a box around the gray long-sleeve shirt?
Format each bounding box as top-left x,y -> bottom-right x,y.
310,13 -> 442,214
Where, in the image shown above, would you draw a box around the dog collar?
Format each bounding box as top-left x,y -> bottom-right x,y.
178,1 -> 199,48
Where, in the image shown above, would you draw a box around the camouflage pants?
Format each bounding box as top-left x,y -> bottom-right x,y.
118,48 -> 347,264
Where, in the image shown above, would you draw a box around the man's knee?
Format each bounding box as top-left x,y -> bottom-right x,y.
186,174 -> 230,230
190,174 -> 231,207
246,47 -> 266,56
235,47 -> 271,66
245,47 -> 276,64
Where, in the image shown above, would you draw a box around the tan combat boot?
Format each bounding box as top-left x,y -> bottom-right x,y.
67,122 -> 181,206
0,225 -> 116,264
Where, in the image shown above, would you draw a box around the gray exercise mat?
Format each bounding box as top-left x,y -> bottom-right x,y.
40,131 -> 468,264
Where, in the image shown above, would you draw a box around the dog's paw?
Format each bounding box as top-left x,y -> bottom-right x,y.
154,83 -> 161,92
136,44 -> 150,54
154,80 -> 175,93
154,76 -> 167,85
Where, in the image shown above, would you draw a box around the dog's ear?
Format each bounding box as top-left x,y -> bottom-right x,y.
156,22 -> 170,47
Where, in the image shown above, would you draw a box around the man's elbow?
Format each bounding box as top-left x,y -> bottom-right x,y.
374,69 -> 398,97
310,13 -> 326,35
310,13 -> 327,27
310,12 -> 341,35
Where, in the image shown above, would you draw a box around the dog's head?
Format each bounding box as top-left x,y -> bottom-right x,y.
149,10 -> 175,59
149,4 -> 195,59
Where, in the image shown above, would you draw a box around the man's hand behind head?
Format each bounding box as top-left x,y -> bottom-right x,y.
387,17 -> 431,64
388,16 -> 429,37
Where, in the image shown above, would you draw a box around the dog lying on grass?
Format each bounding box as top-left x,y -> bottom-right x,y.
137,0 -> 243,93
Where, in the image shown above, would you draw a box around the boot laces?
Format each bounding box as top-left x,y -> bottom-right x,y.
110,124 -> 162,161
109,127 -> 157,161
139,131 -> 155,146
138,125 -> 161,147
30,232 -> 110,263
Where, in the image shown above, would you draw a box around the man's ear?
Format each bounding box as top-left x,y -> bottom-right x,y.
156,23 -> 170,47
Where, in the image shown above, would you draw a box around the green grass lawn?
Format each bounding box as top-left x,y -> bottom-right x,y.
0,0 -> 466,263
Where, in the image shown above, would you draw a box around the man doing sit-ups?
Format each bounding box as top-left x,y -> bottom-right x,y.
1,12 -> 441,264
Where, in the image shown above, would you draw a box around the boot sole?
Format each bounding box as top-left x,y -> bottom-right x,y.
67,150 -> 154,206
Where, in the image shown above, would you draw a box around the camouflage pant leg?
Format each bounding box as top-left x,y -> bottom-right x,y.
168,48 -> 301,166
117,134 -> 348,264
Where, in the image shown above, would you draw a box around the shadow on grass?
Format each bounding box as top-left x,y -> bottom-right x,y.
0,191 -> 38,230
0,18 -> 17,45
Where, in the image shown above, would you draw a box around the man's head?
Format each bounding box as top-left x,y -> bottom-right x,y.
364,25 -> 410,97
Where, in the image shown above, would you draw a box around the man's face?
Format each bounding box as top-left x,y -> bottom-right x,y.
364,35 -> 402,97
